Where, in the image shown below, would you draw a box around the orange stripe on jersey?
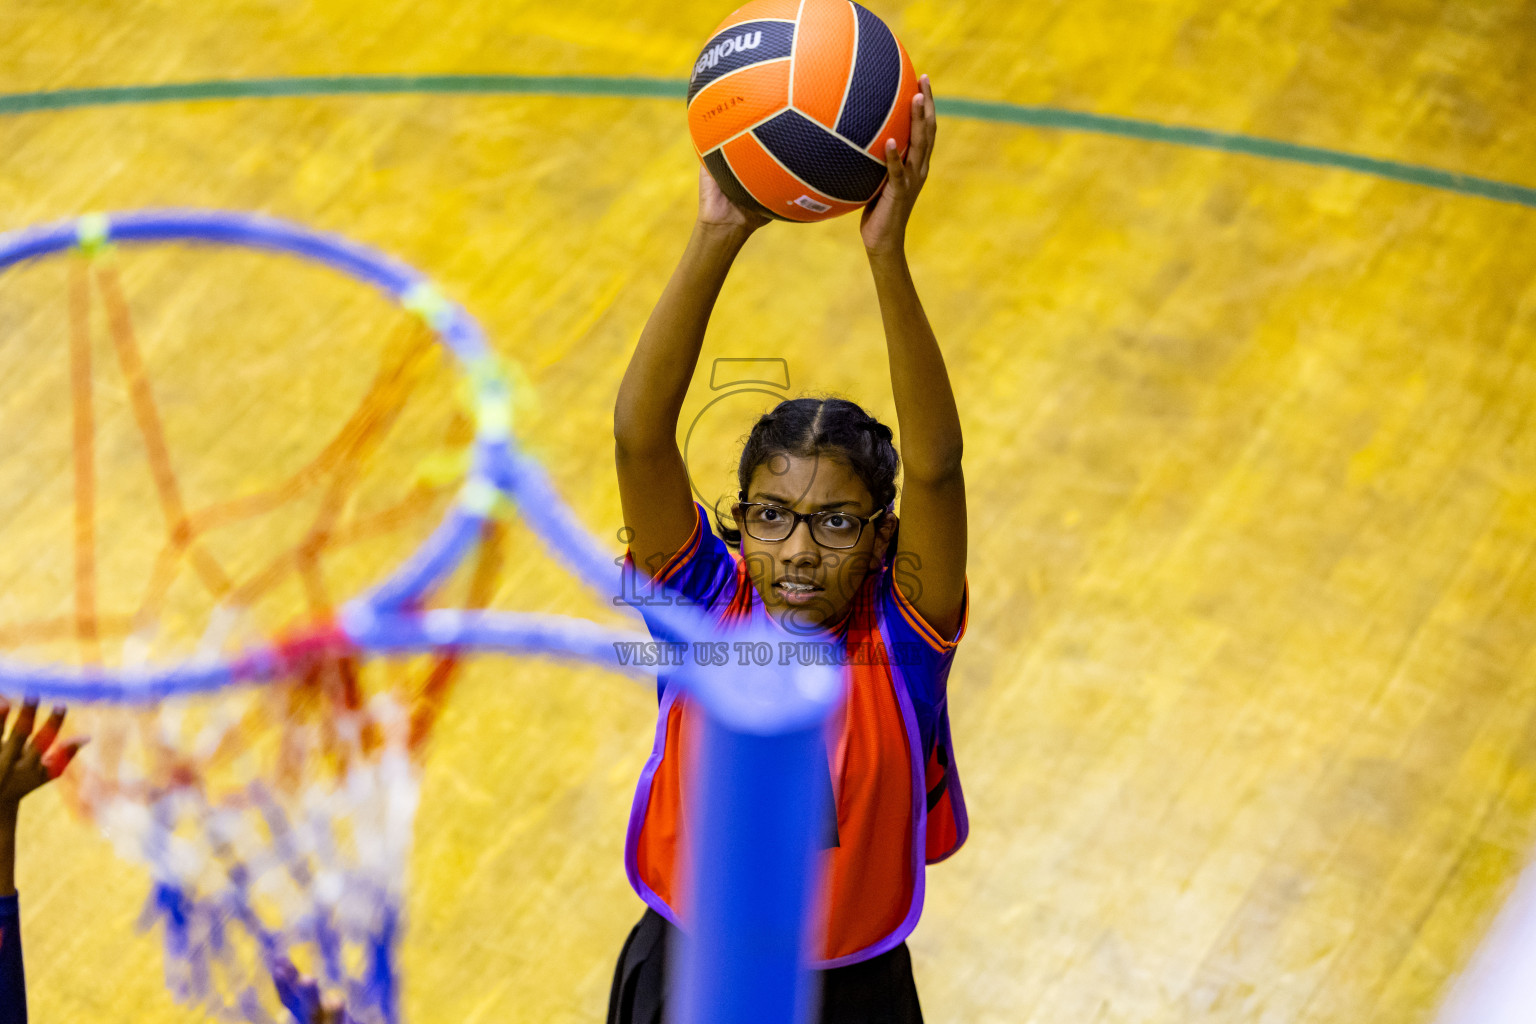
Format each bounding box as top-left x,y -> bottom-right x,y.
863,43 -> 919,159
635,697 -> 693,916
710,0 -> 801,33
687,60 -> 792,155
891,574 -> 969,652
625,507 -> 702,588
818,653 -> 915,960
721,132 -> 866,222
725,556 -> 755,620
789,0 -> 857,129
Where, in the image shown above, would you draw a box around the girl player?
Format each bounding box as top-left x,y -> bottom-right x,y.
610,75 -> 968,1024
0,701 -> 87,1024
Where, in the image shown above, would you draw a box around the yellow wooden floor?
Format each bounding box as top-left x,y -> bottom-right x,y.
2,1 -> 1535,1022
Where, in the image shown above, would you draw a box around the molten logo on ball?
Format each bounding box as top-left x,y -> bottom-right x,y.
692,30 -> 766,81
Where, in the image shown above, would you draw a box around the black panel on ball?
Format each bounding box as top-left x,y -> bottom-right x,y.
753,110 -> 888,204
836,4 -> 902,149
687,20 -> 797,104
702,149 -> 785,221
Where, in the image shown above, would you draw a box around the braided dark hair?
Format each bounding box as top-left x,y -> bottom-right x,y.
714,396 -> 900,557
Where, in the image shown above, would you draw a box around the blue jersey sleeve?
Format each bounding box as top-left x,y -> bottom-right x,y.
0,892 -> 26,1024
877,556 -> 972,862
876,554 -> 969,754
620,502 -> 741,699
620,501 -> 738,613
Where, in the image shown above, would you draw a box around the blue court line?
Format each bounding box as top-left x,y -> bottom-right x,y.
0,74 -> 1532,210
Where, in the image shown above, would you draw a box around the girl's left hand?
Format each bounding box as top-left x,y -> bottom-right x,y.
860,73 -> 936,257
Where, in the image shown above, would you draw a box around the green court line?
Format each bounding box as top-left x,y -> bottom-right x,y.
939,98 -> 1536,209
0,74 -> 685,111
1,74 -> 1532,210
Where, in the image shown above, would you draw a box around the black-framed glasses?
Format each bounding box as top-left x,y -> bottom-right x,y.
732,502 -> 886,549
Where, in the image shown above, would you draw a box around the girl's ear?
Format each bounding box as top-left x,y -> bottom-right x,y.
730,503 -> 746,546
871,512 -> 899,564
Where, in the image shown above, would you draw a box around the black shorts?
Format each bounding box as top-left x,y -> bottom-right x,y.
606,908 -> 924,1024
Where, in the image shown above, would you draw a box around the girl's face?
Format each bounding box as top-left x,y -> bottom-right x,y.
733,452 -> 897,634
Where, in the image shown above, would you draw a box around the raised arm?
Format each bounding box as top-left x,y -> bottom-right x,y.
614,168 -> 769,581
0,701 -> 85,1024
860,75 -> 968,641
0,702 -> 84,898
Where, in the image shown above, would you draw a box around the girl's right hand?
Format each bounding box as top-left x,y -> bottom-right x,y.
697,164 -> 771,236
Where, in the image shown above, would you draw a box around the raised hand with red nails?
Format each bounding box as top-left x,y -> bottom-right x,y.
0,700 -> 87,1023
0,701 -> 85,815
0,700 -> 86,900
